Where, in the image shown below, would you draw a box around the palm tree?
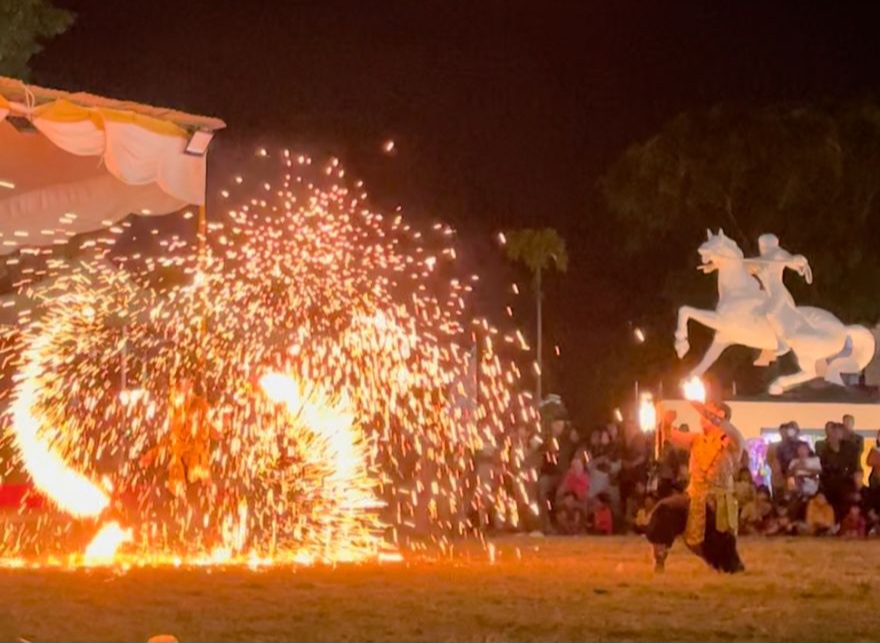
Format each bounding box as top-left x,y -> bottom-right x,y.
503,228 -> 568,405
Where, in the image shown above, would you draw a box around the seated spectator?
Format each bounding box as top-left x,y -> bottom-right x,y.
867,507 -> 880,537
734,468 -> 756,507
804,492 -> 835,536
787,442 -> 821,499
557,456 -> 590,507
740,485 -> 774,535
839,504 -> 867,538
674,462 -> 689,493
656,440 -> 685,498
634,494 -> 656,535
587,430 -> 622,525
591,492 -> 613,535
624,481 -> 646,531
555,492 -> 587,535
766,502 -> 797,536
537,419 -> 578,532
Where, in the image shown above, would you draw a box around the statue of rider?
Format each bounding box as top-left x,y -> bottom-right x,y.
746,233 -> 812,361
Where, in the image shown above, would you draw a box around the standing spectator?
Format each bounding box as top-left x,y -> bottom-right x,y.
839,504 -> 867,538
867,429 -> 880,493
776,422 -> 807,476
842,414 -> 865,455
804,492 -> 836,535
537,419 -> 577,532
620,420 -> 649,514
819,423 -> 861,519
767,423 -> 805,497
815,421 -> 837,460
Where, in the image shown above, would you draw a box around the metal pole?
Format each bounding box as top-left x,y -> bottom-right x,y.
536,267 -> 542,406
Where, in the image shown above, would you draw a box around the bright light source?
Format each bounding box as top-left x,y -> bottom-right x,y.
0,180 -> 15,190
613,407 -> 623,422
382,139 -> 396,154
634,327 -> 646,343
682,377 -> 706,402
185,130 -> 215,156
638,392 -> 656,432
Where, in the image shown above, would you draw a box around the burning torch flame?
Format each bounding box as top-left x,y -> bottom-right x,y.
638,392 -> 656,433
84,522 -> 132,564
682,377 -> 706,403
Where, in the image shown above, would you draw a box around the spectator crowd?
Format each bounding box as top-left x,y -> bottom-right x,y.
535,412 -> 880,539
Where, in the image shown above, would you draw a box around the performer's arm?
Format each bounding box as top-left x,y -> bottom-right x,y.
690,401 -> 745,451
659,409 -> 698,450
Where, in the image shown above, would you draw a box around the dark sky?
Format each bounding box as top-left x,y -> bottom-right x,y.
34,0 -> 880,423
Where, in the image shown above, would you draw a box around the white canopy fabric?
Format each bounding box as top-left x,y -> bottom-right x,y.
0,78 -> 225,255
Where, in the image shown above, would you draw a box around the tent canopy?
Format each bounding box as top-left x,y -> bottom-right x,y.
0,77 -> 225,255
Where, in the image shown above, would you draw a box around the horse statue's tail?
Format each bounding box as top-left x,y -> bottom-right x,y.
847,325 -> 876,372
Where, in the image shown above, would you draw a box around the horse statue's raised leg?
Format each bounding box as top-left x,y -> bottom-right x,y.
675,305 -> 732,380
675,306 -> 721,358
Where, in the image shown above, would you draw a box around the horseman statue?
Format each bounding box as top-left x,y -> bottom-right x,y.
675,229 -> 875,395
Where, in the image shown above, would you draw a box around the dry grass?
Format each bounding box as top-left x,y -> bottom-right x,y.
0,536 -> 878,642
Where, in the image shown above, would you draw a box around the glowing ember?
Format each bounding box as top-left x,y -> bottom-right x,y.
682,376 -> 707,403
0,148 -> 537,567
84,522 -> 132,564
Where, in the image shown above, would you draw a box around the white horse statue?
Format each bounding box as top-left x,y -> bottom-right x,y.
675,229 -> 875,395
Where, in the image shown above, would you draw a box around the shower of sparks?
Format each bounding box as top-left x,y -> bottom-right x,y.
0,149 -> 539,568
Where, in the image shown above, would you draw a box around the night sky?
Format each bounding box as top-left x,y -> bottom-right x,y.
33,0 -> 880,425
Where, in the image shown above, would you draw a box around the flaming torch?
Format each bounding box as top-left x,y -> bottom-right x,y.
638,392 -> 656,433
682,376 -> 706,403
638,392 -> 660,460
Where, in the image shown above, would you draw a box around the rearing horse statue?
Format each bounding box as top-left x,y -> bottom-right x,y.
675,229 -> 875,395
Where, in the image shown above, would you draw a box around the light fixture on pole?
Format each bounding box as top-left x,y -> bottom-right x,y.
184,130 -> 215,157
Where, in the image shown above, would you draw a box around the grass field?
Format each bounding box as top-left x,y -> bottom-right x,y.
1,536 -> 879,642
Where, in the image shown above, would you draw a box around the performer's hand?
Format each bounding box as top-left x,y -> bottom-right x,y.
697,263 -> 718,274
687,399 -> 706,414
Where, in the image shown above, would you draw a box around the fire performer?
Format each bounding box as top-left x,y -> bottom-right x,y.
645,401 -> 745,573
140,378 -> 216,497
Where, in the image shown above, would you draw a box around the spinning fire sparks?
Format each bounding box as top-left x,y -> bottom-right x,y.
0,148 -> 538,568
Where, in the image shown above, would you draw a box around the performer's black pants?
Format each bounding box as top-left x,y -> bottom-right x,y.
645,493 -> 744,573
